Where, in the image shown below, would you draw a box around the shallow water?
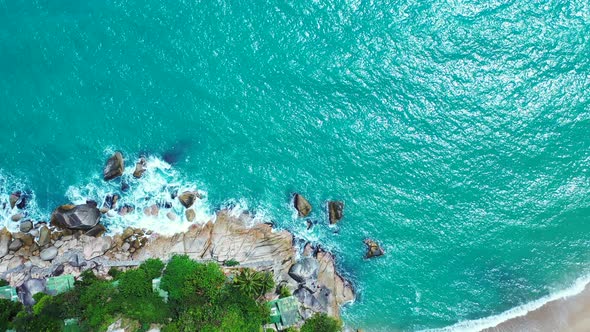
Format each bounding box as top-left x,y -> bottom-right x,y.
1,0 -> 590,330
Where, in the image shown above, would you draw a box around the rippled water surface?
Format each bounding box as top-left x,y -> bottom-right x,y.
1,1 -> 589,330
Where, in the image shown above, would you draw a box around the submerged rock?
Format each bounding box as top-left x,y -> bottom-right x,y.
185,209 -> 196,222
327,201 -> 344,224
294,193 -> 312,217
133,157 -> 147,178
364,239 -> 384,258
50,204 -> 101,231
103,152 -> 124,181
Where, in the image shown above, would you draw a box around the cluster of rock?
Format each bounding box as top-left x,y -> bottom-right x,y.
293,193 -> 384,259
1,210 -> 354,319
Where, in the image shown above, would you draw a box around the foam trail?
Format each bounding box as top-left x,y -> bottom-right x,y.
424,274 -> 590,332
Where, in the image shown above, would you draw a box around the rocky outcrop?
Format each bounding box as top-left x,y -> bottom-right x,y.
103,152 -> 124,181
289,257 -> 319,283
327,201 -> 344,224
133,157 -> 147,179
0,228 -> 11,258
364,239 -> 384,258
51,204 -> 101,231
294,194 -> 312,217
178,191 -> 199,208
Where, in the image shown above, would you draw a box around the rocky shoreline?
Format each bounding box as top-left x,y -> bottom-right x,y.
0,208 -> 355,320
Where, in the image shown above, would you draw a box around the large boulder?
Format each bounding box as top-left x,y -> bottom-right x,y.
21,278 -> 46,306
364,239 -> 384,258
50,204 -> 101,231
83,236 -> 113,260
178,191 -> 199,208
133,157 -> 147,178
103,152 -> 124,181
289,257 -> 319,283
327,201 -> 344,224
294,194 -> 312,217
8,238 -> 23,251
37,226 -> 51,246
19,220 -> 33,233
40,246 -> 58,261
0,228 -> 12,258
9,192 -> 20,209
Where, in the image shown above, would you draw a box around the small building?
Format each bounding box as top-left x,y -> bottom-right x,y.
46,275 -> 75,295
152,278 -> 169,302
0,285 -> 18,302
267,296 -> 301,330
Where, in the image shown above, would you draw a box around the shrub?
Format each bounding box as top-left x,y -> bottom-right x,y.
0,298 -> 22,330
224,259 -> 239,267
140,258 -> 165,280
279,284 -> 292,298
118,268 -> 151,298
301,313 -> 342,332
0,278 -> 8,286
233,269 -> 275,298
161,255 -> 225,304
108,267 -> 123,279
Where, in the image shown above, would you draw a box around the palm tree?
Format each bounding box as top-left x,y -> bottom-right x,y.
233,269 -> 275,298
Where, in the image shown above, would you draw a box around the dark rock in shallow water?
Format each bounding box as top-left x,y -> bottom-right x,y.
50,204 -> 101,231
118,204 -> 134,216
178,191 -> 200,208
327,201 -> 344,224
102,194 -> 120,210
103,152 -> 124,181
121,181 -> 130,192
133,157 -> 147,178
9,191 -> 21,209
364,239 -> 384,258
294,193 -> 312,217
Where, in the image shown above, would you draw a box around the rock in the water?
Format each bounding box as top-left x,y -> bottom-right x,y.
9,192 -> 20,209
85,224 -> 107,237
40,246 -> 58,261
118,204 -> 134,216
37,226 -> 51,246
102,194 -> 120,210
185,209 -> 196,222
8,238 -> 23,251
121,181 -> 130,192
294,194 -> 312,217
327,201 -> 344,224
103,152 -> 124,181
167,212 -> 178,221
19,220 -> 33,233
50,204 -> 101,231
178,191 -> 199,208
289,257 -> 319,283
0,228 -> 12,258
133,157 -> 147,178
364,239 -> 384,258
11,214 -> 23,222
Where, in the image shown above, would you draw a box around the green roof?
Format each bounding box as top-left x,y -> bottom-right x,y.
46,275 -> 75,295
0,286 -> 18,302
267,296 -> 301,329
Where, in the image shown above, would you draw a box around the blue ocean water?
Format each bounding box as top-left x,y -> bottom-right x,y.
1,0 -> 590,330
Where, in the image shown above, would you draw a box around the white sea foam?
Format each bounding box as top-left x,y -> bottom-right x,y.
64,155 -> 213,235
0,171 -> 43,233
424,274 -> 590,332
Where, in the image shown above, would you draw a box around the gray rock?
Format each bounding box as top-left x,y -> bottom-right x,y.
289,257 -> 319,283
11,214 -> 23,222
8,238 -> 23,251
121,242 -> 131,252
178,191 -> 199,208
40,247 -> 58,261
294,194 -> 312,217
133,157 -> 147,178
50,204 -> 101,230
21,278 -> 46,306
185,209 -> 196,222
103,152 -> 124,181
19,220 -> 33,233
38,226 -> 51,246
0,229 -> 12,258
327,201 -> 344,224
294,287 -> 325,312
85,224 -> 106,237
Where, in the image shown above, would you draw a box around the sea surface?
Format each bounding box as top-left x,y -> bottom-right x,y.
1,1 -> 589,331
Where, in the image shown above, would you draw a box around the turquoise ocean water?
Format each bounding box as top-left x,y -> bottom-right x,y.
1,1 -> 590,330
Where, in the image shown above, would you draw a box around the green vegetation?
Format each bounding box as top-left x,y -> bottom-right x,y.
224,259 -> 240,267
0,278 -> 8,286
1,256 -> 278,331
278,284 -> 292,298
301,313 -> 343,332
